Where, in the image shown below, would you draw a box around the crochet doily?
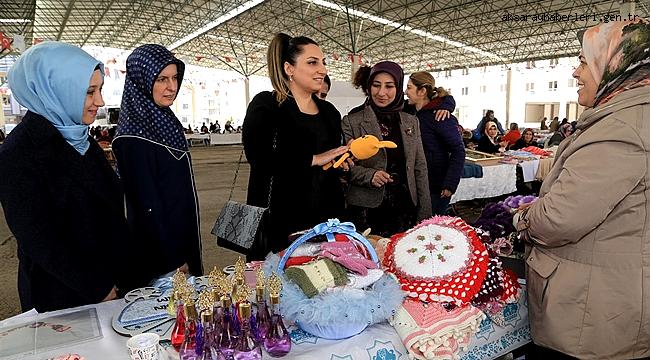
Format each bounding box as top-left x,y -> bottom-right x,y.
384,217 -> 489,305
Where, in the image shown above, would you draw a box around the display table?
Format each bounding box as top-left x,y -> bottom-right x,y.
451,163 -> 518,204
0,280 -> 530,360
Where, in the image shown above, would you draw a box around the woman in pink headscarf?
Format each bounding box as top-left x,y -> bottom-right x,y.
516,19 -> 650,359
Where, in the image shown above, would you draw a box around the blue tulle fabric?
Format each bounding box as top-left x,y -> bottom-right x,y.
263,253 -> 405,339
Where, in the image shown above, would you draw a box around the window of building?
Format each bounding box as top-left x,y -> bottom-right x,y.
549,58 -> 559,66
480,85 -> 487,93
462,68 -> 469,75
208,100 -> 215,107
461,87 -> 469,95
526,60 -> 535,69
548,81 -> 558,91
181,116 -> 188,123
500,84 -> 505,92
567,78 -> 577,87
182,103 -> 189,109
526,82 -> 535,93
445,70 -> 452,77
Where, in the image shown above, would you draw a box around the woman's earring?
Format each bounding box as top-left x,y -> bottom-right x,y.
289,75 -> 293,82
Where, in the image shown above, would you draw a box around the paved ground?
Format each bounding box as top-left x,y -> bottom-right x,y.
0,145 -> 248,320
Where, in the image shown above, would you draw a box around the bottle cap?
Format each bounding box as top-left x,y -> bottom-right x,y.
184,301 -> 198,320
201,310 -> 213,324
221,295 -> 232,308
239,302 -> 251,318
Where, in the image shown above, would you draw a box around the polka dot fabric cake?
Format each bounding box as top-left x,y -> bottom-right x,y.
383,216 -> 489,306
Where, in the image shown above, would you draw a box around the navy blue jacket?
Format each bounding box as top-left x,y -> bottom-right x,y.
416,96 -> 466,193
0,112 -> 134,312
112,136 -> 203,282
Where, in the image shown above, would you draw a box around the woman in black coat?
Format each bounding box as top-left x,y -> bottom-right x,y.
0,42 -> 132,312
243,33 -> 348,259
113,44 -> 203,283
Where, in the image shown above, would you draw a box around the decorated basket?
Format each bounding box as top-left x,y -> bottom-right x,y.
263,219 -> 404,340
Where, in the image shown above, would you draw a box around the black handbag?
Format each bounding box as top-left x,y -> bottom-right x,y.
212,133 -> 276,259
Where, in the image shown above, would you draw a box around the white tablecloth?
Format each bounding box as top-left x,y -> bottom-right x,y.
1,281 -> 530,360
451,164 -> 518,204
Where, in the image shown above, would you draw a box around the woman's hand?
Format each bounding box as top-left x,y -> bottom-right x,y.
372,170 -> 393,188
339,157 -> 355,171
312,146 -> 349,166
435,110 -> 451,121
178,263 -> 189,274
440,189 -> 453,198
102,286 -> 118,302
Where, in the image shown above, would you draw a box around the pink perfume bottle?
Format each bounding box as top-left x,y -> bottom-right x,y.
179,301 -> 199,360
233,302 -> 262,360
171,290 -> 186,350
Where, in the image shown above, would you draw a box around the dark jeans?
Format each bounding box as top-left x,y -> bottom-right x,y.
430,189 -> 452,215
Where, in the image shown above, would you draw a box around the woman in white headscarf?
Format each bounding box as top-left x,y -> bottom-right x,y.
0,42 -> 134,312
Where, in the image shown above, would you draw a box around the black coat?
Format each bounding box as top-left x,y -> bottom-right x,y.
0,112 -> 133,312
476,136 -> 502,154
243,92 -> 345,255
112,136 -> 203,281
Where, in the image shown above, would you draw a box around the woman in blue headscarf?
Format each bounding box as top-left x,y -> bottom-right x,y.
113,44 -> 203,283
0,42 -> 133,312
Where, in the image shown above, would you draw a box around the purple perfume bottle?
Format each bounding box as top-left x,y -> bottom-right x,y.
253,285 -> 270,343
264,274 -> 291,357
199,310 -> 226,360
233,302 -> 262,360
218,296 -> 237,359
179,301 -> 199,360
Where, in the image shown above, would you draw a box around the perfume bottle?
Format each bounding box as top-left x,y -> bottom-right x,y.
179,300 -> 199,360
218,295 -> 238,359
171,291 -> 187,350
264,274 -> 291,357
199,310 -> 226,360
253,282 -> 270,342
233,302 -> 262,360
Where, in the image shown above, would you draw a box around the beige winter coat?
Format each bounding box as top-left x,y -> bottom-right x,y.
517,86 -> 650,359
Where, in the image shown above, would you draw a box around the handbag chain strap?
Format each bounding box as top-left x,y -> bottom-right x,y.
228,131 -> 277,209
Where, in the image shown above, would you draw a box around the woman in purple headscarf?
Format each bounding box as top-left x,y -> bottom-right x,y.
342,61 -> 431,237
113,44 -> 203,285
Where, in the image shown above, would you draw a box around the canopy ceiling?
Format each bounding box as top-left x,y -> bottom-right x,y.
2,0 -> 650,79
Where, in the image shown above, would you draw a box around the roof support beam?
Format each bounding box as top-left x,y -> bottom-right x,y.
56,0 -> 77,41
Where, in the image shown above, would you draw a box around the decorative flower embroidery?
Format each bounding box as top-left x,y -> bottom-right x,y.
418,255 -> 427,264
417,235 -> 425,241
437,254 -> 447,262
407,248 -> 418,254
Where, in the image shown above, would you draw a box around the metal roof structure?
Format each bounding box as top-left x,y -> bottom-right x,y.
2,0 -> 650,79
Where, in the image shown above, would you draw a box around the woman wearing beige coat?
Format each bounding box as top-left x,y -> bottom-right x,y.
516,19 -> 650,359
343,61 -> 431,237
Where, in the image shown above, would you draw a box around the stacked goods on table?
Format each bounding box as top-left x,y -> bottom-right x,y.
381,217 -> 521,360
263,219 -> 405,340
472,195 -> 538,260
